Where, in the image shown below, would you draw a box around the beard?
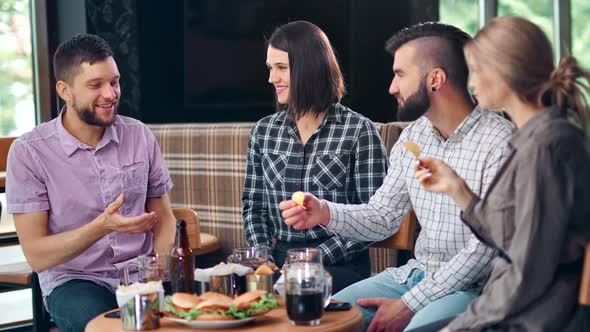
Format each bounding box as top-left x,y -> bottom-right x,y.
72,96 -> 118,127
396,78 -> 431,122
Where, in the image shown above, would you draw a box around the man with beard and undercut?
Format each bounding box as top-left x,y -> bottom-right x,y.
278,22 -> 513,332
6,34 -> 176,332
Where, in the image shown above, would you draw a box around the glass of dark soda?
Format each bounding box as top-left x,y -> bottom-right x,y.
285,262 -> 332,326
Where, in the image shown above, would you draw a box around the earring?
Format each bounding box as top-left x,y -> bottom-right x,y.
431,86 -> 437,92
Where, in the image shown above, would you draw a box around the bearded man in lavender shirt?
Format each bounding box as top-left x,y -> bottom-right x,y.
6,34 -> 176,332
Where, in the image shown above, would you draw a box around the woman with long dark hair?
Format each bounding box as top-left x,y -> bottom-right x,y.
242,21 -> 388,292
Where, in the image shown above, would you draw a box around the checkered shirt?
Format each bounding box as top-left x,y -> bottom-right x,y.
326,108 -> 514,311
243,103 -> 388,264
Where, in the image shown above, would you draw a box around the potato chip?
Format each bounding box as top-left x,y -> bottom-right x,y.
402,141 -> 421,158
291,191 -> 305,209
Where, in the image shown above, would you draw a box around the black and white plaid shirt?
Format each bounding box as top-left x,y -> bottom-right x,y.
243,103 -> 388,264
326,108 -> 514,311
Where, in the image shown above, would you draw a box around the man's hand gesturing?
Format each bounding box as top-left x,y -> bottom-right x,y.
101,194 -> 158,234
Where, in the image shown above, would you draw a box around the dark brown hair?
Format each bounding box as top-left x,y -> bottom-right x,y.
268,21 -> 345,119
385,22 -> 472,92
53,34 -> 114,83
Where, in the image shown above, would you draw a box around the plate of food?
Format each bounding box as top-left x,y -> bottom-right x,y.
162,290 -> 278,330
165,316 -> 257,329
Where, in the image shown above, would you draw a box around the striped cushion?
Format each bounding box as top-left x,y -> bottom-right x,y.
148,121 -> 407,274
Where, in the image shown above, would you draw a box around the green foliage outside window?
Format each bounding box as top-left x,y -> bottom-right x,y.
439,0 -> 479,37
0,0 -> 34,136
440,0 -> 590,106
498,0 -> 554,49
572,0 -> 590,70
441,0 -> 590,71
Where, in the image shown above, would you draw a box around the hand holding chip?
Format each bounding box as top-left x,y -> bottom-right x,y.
291,191 -> 306,209
279,192 -> 331,230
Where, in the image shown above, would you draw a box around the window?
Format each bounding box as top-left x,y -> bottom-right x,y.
572,0 -> 590,70
498,0 -> 554,49
439,0 -> 479,37
0,0 -> 36,137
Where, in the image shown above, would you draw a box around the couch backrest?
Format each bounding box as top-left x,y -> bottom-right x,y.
149,121 -> 407,273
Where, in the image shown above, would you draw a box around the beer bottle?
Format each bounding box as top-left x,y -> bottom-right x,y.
168,220 -> 194,293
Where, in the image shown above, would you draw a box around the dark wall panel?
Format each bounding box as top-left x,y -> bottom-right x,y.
87,0 -> 142,119
82,0 -> 438,123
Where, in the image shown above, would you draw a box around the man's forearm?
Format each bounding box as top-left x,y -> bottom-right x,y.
153,215 -> 175,254
147,195 -> 176,254
319,199 -> 332,227
450,179 -> 477,211
324,199 -> 408,242
16,212 -> 110,272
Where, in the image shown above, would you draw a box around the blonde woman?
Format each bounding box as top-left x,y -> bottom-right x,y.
415,16 -> 590,331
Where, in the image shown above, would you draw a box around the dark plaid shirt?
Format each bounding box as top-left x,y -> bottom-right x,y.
242,103 -> 387,264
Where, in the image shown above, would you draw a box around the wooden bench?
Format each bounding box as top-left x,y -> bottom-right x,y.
370,210 -> 418,267
580,242 -> 590,306
171,207 -> 220,256
371,210 -> 418,251
0,137 -> 16,191
0,246 -> 49,332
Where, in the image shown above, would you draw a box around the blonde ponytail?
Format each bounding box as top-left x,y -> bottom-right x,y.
540,56 -> 590,134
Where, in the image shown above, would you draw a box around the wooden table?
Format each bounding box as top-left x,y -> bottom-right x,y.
86,306 -> 363,332
0,223 -> 17,246
0,171 -> 6,189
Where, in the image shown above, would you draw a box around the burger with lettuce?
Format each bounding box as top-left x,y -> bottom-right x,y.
163,290 -> 278,320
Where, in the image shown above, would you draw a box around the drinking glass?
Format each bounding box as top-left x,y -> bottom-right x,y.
228,247 -> 270,294
284,262 -> 332,326
285,248 -> 323,266
227,246 -> 269,268
121,253 -> 165,285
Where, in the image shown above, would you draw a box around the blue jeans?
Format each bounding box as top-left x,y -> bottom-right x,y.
333,269 -> 476,332
47,279 -> 118,332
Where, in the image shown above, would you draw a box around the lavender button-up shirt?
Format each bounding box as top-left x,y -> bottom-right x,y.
6,110 -> 173,298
